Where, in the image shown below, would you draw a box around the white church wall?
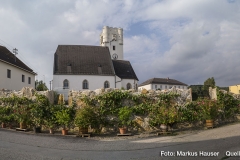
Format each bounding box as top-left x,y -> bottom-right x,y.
121,79 -> 138,90
53,75 -> 115,91
115,76 -> 122,89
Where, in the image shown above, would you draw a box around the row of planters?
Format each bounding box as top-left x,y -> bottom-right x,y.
0,94 -> 134,135
0,89 -> 240,135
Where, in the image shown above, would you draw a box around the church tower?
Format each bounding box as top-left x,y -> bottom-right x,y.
100,26 -> 123,60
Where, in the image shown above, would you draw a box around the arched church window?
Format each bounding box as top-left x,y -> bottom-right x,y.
83,80 -> 89,89
104,81 -> 109,88
63,79 -> 69,89
127,83 -> 131,90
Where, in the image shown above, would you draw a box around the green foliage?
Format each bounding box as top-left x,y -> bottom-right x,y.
74,106 -> 98,128
55,105 -> 75,129
35,80 -> 48,91
118,106 -> 133,127
197,98 -> 219,120
44,105 -> 62,129
0,96 -> 32,123
149,104 -> 178,126
0,106 -> 13,123
188,85 -> 205,100
29,94 -> 50,126
217,89 -> 240,119
203,77 -> 215,91
1,87 -> 240,133
178,102 -> 203,122
149,93 -> 179,126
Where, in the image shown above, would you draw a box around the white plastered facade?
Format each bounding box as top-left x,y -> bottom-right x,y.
138,84 -> 187,91
100,26 -> 123,60
53,75 -> 115,91
0,61 -> 35,90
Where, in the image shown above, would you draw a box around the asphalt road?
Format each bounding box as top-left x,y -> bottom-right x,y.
1,123 -> 240,160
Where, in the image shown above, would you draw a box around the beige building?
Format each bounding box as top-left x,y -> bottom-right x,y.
0,46 -> 36,90
229,85 -> 240,94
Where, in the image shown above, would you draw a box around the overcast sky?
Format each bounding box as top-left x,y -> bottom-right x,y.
0,0 -> 239,88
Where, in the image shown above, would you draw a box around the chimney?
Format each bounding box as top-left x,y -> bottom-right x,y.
67,64 -> 72,73
98,64 -> 102,74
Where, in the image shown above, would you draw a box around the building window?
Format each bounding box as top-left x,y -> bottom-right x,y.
127,83 -> 132,90
169,86 -> 172,89
22,75 -> 25,82
104,81 -> 109,88
113,46 -> 115,50
165,85 -> 167,89
160,85 -> 162,89
155,85 -> 157,89
28,77 -> 31,84
63,79 -> 69,89
83,80 -> 88,89
7,69 -> 11,78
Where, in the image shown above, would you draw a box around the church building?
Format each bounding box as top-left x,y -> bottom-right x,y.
52,26 -> 138,97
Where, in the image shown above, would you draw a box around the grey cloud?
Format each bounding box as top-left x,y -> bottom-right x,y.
1,0 -> 240,88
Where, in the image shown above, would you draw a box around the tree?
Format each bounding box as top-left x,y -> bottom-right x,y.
203,77 -> 215,91
35,80 -> 48,91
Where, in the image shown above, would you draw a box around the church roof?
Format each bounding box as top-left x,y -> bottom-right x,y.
138,78 -> 187,87
54,45 -> 115,75
0,45 -> 35,74
112,60 -> 138,80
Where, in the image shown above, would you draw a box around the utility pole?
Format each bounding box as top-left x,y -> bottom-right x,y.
13,48 -> 18,62
49,80 -> 52,90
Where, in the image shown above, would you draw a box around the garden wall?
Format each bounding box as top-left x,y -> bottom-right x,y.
209,87 -> 240,100
0,87 -> 55,104
69,87 -> 192,105
68,87 -> 192,131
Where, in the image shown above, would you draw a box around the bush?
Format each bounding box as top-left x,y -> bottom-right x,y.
118,106 -> 133,128
178,102 -> 203,122
74,106 -> 98,128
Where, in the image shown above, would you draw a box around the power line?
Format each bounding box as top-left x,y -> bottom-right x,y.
0,38 -> 14,48
0,38 -> 39,74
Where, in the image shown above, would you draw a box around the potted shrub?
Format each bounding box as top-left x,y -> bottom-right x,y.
0,106 -> 12,128
44,105 -> 62,134
74,106 -> 97,134
30,94 -> 50,133
13,104 -> 31,129
149,104 -> 178,132
197,98 -> 220,128
0,107 -> 6,128
29,104 -> 44,133
55,107 -> 73,135
118,106 -> 133,134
